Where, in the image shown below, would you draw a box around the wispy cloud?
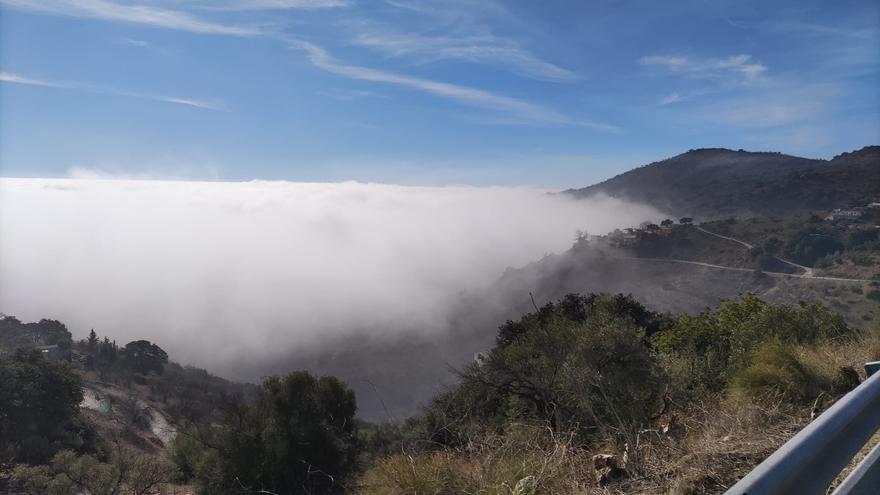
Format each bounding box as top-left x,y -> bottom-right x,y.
365,0 -> 572,82
701,84 -> 837,128
0,72 -> 67,88
116,37 -> 178,56
640,54 -> 767,80
659,92 -> 682,105
0,71 -> 222,110
759,20 -> 878,41
316,88 -> 387,101
119,37 -> 152,48
290,41 -> 617,131
0,0 -> 260,36
196,0 -> 348,10
352,32 -> 576,82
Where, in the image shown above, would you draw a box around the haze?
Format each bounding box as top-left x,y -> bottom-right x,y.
0,177 -> 660,376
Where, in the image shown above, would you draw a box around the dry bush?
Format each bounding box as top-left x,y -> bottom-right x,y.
359,387 -> 833,495
360,424 -> 594,495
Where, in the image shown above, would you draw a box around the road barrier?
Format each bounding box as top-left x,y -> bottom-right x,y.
725,362 -> 880,495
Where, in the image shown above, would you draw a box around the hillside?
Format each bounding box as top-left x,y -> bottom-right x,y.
567,146 -> 880,219
246,213 -> 879,422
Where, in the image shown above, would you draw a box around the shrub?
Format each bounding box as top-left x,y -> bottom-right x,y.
731,342 -> 830,403
361,424 -> 588,495
11,448 -> 178,495
430,294 -> 668,443
656,294 -> 855,394
361,452 -> 475,495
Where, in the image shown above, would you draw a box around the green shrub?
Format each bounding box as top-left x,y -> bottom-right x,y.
657,294 -> 855,394
11,449 -> 178,495
815,255 -> 834,269
851,253 -> 874,267
731,342 -> 830,403
429,294 -> 668,443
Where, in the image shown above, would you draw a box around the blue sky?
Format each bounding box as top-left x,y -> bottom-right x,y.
0,0 -> 878,187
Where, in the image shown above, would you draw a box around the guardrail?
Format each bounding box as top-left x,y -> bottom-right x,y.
724,361 -> 880,495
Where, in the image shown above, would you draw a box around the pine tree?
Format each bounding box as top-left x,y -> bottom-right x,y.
87,329 -> 98,354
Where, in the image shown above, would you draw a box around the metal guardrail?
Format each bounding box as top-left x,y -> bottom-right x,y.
724,361 -> 880,495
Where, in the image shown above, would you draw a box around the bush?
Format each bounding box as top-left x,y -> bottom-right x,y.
851,253 -> 874,267
361,452 -> 475,495
428,294 -> 668,444
656,294 -> 855,394
361,424 -> 587,495
11,448 -> 178,495
173,371 -> 360,494
731,342 -> 830,403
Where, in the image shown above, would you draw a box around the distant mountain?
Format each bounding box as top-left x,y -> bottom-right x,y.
567,146 -> 880,219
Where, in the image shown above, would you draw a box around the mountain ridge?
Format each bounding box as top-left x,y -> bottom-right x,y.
567,145 -> 880,219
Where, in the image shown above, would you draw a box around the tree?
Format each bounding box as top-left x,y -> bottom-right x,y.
121,340 -> 168,375
679,217 -> 693,225
95,337 -> 118,378
174,371 -> 360,494
86,329 -> 98,355
784,233 -> 844,266
0,351 -> 93,463
661,219 -> 674,228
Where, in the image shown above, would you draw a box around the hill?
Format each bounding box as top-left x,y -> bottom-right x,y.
567,146 -> 880,219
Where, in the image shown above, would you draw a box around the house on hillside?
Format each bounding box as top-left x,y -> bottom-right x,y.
34,344 -> 65,360
609,230 -> 638,247
826,209 -> 862,222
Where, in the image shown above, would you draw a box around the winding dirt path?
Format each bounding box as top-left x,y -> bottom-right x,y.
693,226 -> 815,277
624,256 -> 871,283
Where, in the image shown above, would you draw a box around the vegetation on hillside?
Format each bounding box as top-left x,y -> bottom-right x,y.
1,289 -> 877,494
360,293 -> 874,494
170,371 -> 360,494
0,351 -> 95,464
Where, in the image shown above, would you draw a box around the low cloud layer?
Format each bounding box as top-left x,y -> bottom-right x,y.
0,178 -> 660,375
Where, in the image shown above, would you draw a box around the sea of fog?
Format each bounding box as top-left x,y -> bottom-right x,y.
0,178 -> 660,374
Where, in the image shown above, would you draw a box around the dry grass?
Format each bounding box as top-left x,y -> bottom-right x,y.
358,331 -> 880,495
357,400 -> 809,495
359,424 -> 593,495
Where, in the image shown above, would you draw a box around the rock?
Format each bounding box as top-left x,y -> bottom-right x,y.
592,453 -> 629,486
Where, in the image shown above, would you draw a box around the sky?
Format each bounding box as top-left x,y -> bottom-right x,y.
0,0 -> 878,186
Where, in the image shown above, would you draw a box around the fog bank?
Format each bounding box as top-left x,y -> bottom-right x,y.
0,178 -> 660,375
